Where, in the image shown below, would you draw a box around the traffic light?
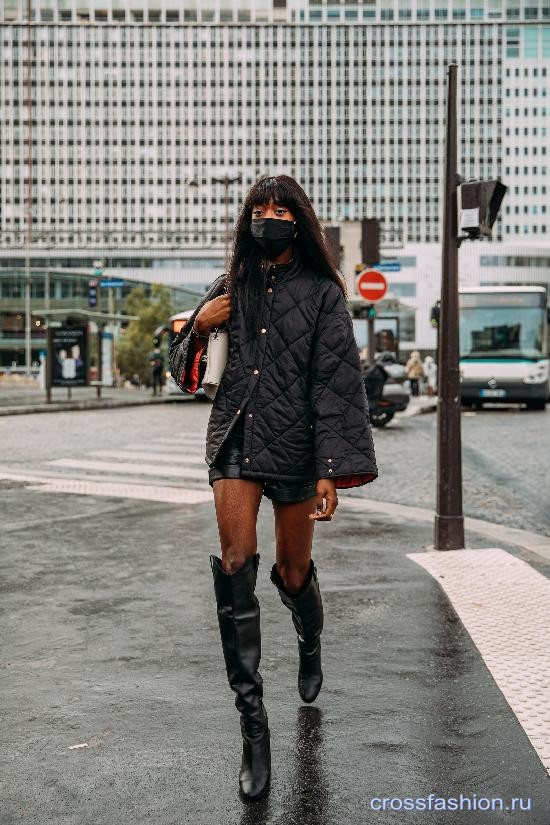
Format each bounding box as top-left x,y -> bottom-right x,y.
458,179 -> 508,239
367,305 -> 376,321
361,218 -> 380,267
430,300 -> 440,328
88,279 -> 98,308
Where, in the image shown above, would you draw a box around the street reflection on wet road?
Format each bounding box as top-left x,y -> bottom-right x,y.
238,706 -> 331,825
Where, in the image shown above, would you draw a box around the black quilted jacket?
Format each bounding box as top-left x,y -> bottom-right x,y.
169,249 -> 378,488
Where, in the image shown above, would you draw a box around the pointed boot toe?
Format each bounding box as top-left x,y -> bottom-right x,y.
298,638 -> 323,703
238,720 -> 271,802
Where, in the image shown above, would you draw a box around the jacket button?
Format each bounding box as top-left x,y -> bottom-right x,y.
244,457 -> 250,463
253,369 -> 259,375
271,275 -> 276,281
328,458 -> 332,463
248,412 -> 253,417
261,328 -> 266,334
267,287 -> 273,293
328,468 -> 333,474
237,409 -> 241,414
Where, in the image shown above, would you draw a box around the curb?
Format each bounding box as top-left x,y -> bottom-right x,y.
0,394 -> 194,416
338,495 -> 550,564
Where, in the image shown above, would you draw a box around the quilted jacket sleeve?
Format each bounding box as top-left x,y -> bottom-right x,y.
168,275 -> 225,393
309,282 -> 378,488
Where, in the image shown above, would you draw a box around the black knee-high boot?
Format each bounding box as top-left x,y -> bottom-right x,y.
270,559 -> 324,704
210,553 -> 271,802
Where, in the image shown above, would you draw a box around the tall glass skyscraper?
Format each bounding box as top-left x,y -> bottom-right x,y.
1,0 -> 549,352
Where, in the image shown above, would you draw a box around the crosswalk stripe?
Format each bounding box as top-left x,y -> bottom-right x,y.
151,436 -> 207,445
90,449 -> 205,464
0,466 -> 206,488
26,478 -> 212,504
48,458 -> 208,480
122,442 -> 202,454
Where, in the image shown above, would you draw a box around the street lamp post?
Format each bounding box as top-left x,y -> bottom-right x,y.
24,0 -> 33,376
435,64 -> 465,552
212,174 -> 242,270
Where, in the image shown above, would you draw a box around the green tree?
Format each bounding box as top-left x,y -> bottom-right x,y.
117,284 -> 173,385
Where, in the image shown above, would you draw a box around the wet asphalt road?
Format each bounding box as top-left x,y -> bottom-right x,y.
1,404 -> 550,823
1,400 -> 549,536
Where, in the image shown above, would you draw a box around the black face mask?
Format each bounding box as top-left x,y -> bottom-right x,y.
250,218 -> 296,259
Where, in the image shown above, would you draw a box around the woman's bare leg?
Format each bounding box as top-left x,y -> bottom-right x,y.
272,496 -> 317,593
212,478 -> 264,573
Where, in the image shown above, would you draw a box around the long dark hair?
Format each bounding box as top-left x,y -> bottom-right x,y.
227,175 -> 346,337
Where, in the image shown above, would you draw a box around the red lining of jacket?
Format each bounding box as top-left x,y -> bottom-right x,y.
183,335 -> 207,393
334,473 -> 377,488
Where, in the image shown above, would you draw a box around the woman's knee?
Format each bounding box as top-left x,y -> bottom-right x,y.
221,545 -> 257,574
275,558 -> 311,594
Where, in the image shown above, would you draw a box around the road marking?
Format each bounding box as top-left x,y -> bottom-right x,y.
90,449 -> 205,464
148,436 -> 207,446
122,442 -> 202,453
27,478 -> 212,504
48,458 -> 208,480
338,495 -> 550,563
408,547 -> 550,775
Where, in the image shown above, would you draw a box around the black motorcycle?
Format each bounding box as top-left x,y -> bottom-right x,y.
363,355 -> 410,427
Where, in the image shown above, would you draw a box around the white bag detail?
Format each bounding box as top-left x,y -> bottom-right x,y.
202,327 -> 229,400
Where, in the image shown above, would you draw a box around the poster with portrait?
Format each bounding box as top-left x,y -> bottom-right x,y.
50,326 -> 88,387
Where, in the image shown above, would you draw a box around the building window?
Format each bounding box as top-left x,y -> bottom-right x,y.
524,27 -> 538,57
506,27 -> 520,57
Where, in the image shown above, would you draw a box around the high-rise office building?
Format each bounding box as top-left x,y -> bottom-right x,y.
1,0 -> 549,354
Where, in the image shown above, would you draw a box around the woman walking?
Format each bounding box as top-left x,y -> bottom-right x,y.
170,175 -> 378,803
406,350 -> 424,396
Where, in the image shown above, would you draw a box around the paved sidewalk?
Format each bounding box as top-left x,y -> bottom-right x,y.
0,385 -> 193,415
1,484 -> 549,824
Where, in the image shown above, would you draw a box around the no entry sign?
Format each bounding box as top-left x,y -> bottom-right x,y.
357,269 -> 388,303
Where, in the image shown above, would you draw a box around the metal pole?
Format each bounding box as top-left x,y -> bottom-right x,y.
108,286 -> 118,387
434,64 -> 465,552
367,311 -> 375,365
24,0 -> 33,376
222,177 -> 230,270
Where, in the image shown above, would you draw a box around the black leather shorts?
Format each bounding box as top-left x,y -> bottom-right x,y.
208,414 -> 317,504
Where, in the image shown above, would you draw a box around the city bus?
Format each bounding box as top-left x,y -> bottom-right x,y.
459,286 -> 549,410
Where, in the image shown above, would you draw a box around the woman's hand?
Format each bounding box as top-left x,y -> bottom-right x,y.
194,294 -> 231,336
308,478 -> 338,521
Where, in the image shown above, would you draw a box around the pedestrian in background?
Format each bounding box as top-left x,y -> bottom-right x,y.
170,175 -> 378,803
406,350 -> 424,397
423,354 -> 437,396
149,346 -> 164,396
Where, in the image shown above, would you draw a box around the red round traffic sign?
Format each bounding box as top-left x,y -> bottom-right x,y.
357,269 -> 388,303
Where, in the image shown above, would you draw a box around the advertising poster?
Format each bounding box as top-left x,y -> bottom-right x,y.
51,326 -> 88,387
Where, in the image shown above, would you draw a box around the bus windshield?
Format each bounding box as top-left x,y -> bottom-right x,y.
460,306 -> 546,360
